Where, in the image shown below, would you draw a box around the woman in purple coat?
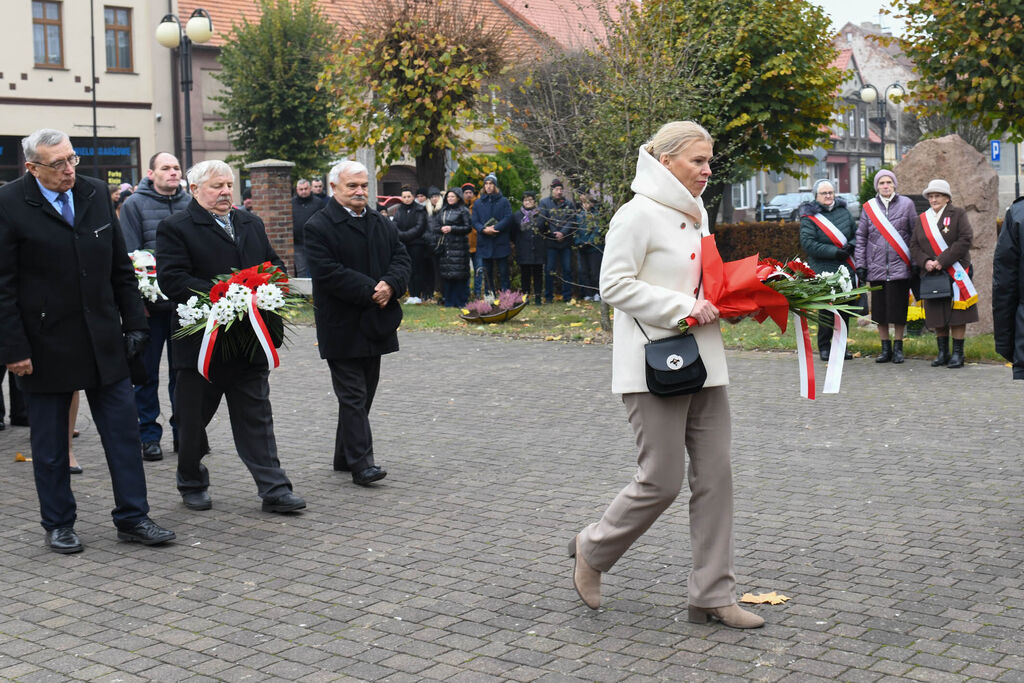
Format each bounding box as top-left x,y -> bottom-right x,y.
854,170 -> 917,364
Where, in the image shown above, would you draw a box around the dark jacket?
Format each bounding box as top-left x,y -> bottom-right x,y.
304,200 -> 410,360
430,203 -> 473,280
0,173 -> 146,392
497,206 -> 546,265
855,193 -> 916,281
120,177 -> 191,253
799,196 -> 856,276
292,194 -> 323,247
472,190 -> 513,259
574,205 -> 604,248
156,199 -> 285,372
993,197 -> 1024,378
539,195 -> 577,249
392,202 -> 429,247
909,204 -> 973,272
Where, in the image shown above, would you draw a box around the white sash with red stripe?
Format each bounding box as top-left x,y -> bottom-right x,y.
807,212 -> 856,275
862,198 -> 910,266
920,211 -> 978,310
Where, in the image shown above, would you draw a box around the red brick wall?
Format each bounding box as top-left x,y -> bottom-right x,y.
248,161 -> 295,275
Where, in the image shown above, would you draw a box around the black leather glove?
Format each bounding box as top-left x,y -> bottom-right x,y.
856,268 -> 868,284
123,330 -> 150,361
843,242 -> 856,256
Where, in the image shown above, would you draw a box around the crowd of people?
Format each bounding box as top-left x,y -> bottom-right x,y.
357,177 -> 605,307
799,170 -> 980,367
3,123 -> 1023,635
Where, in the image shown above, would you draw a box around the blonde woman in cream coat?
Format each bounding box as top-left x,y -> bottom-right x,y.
567,121 -> 763,629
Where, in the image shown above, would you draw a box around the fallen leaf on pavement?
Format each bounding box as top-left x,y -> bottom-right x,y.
15,453 -> 32,462
740,591 -> 790,605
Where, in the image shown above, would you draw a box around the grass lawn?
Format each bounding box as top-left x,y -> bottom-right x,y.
285,298 -> 1004,363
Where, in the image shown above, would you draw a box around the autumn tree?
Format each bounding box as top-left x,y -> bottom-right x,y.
890,0 -> 1024,141
510,0 -> 843,225
212,0 -> 338,175
320,0 -> 512,189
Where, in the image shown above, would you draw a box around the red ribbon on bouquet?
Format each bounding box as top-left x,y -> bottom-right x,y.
682,235 -> 790,330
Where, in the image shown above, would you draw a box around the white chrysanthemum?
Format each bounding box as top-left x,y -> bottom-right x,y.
176,299 -> 207,326
130,250 -> 156,269
255,283 -> 286,311
208,298 -> 239,323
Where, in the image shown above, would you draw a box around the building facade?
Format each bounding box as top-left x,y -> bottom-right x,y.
2,0 -> 176,185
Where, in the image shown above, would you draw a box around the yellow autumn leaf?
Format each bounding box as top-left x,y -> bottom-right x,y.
740,591 -> 790,605
569,322 -> 583,327
545,335 -> 562,341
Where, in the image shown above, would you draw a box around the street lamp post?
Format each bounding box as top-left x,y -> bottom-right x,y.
155,9 -> 214,170
859,82 -> 905,167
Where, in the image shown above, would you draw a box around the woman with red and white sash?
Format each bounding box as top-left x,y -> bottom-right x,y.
854,170 -> 917,364
909,179 -> 978,368
798,179 -> 857,361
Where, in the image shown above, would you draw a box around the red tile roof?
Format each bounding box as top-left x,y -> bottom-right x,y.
177,0 -> 579,58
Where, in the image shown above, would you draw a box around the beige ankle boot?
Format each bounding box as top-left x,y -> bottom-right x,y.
567,535 -> 601,609
688,603 -> 765,629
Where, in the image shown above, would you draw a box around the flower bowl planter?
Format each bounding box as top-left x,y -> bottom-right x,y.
459,300 -> 528,324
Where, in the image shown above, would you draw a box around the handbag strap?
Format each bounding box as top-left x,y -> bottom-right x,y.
633,270 -> 704,342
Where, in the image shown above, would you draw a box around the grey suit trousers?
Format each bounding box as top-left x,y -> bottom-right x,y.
578,386 -> 736,608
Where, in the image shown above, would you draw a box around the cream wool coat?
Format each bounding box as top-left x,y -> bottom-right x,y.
600,146 -> 728,394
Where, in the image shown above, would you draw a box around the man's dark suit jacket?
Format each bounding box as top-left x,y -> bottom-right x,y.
156,199 -> 285,373
304,200 -> 410,359
0,173 -> 146,392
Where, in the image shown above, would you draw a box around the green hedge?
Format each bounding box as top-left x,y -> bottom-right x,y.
712,221 -> 805,262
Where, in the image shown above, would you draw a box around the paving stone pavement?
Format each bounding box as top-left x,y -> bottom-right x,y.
1,326 -> 1022,682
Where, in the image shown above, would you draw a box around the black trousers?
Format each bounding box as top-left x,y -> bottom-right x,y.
175,367 -> 292,500
407,243 -> 435,300
520,264 -> 543,301
27,378 -> 149,530
328,356 -> 381,472
0,367 -> 28,423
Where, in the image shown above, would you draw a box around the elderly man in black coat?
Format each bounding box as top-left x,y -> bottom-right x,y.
156,160 -> 306,514
305,159 -> 410,486
0,129 -> 175,553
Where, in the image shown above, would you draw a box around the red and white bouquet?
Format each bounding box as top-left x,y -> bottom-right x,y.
678,235 -> 873,399
174,262 -> 302,378
129,250 -> 167,302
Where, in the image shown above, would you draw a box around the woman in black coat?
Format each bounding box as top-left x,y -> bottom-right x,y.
431,189 -> 472,308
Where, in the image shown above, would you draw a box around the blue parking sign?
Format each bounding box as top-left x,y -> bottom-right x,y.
991,140 -> 1001,161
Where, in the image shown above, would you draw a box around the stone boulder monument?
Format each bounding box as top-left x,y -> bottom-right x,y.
894,134 -> 998,334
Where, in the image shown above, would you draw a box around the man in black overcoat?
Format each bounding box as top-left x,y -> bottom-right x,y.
156,160 -> 306,513
304,160 -> 410,486
0,129 -> 175,553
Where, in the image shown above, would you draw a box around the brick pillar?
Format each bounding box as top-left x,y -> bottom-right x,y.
247,159 -> 296,275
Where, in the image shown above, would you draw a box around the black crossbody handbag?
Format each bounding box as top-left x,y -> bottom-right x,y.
635,320 -> 707,396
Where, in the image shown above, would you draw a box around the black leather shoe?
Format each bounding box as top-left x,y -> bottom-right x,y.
182,490 -> 212,510
46,527 -> 83,554
844,351 -> 853,360
69,465 -> 83,474
819,348 -> 830,361
117,518 -> 176,545
142,441 -> 163,461
262,492 -> 306,513
353,465 -> 387,486
0,421 -> 6,431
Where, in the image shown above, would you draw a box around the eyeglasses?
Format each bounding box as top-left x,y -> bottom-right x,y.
32,154 -> 80,171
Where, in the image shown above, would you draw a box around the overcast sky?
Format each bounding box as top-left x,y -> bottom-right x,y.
813,0 -> 905,36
